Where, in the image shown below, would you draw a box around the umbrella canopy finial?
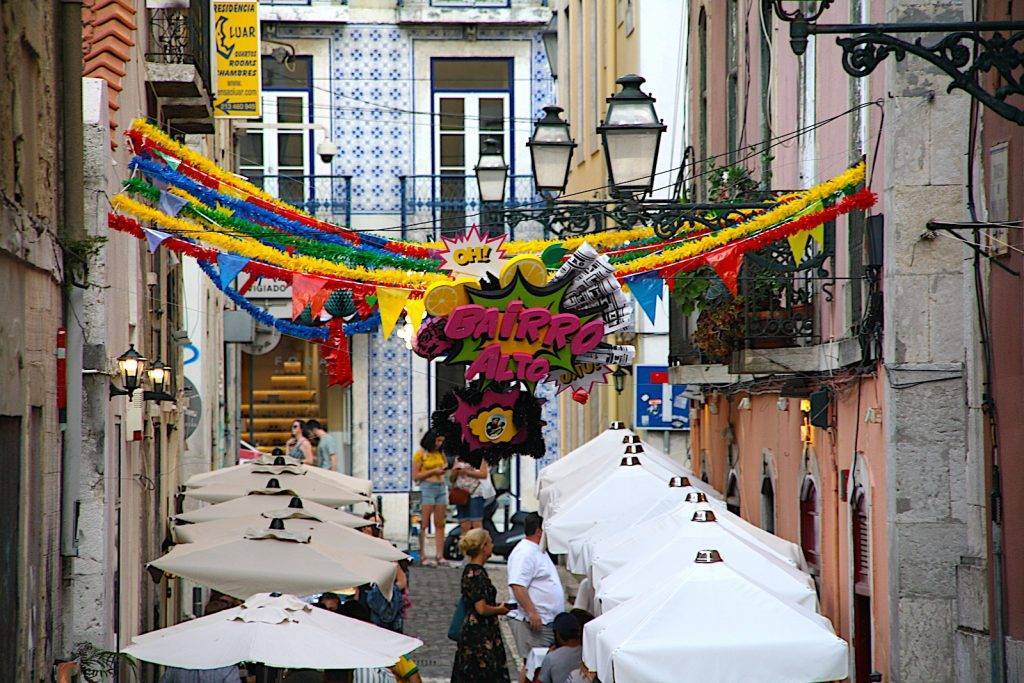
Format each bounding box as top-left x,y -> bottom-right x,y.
609,421 -> 626,429
669,476 -> 691,488
694,549 -> 724,563
265,478 -> 281,489
288,496 -> 304,509
269,517 -> 286,531
274,456 -> 287,465
692,509 -> 717,523
622,434 -> 642,445
684,491 -> 708,503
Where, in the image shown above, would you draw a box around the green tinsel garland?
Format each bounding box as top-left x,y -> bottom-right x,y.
122,177 -> 442,273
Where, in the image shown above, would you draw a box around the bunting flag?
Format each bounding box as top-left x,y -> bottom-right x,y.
706,243 -> 745,296
154,149 -> 181,170
217,252 -> 251,289
158,189 -> 188,217
143,227 -> 171,254
787,231 -> 811,265
322,320 -> 353,387
627,277 -> 665,324
291,273 -> 331,320
810,223 -> 825,249
405,296 -> 426,334
377,286 -> 413,339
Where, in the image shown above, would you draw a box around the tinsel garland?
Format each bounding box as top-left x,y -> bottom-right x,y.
109,194 -> 445,289
123,173 -> 442,273
107,212 -> 376,295
129,157 -> 442,272
614,163 -> 867,278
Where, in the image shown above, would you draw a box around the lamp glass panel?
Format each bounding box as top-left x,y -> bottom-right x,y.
605,100 -> 658,126
476,168 -> 507,202
604,129 -> 660,189
532,145 -> 572,190
534,124 -> 571,143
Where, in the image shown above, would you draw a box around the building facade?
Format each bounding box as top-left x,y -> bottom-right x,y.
671,1 -> 991,681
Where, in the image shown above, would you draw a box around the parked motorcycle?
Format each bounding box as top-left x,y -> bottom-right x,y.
443,496 -> 527,561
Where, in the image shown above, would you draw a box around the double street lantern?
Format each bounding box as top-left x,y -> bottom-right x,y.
148,359 -> 170,395
597,74 -> 666,197
474,137 -> 508,204
527,106 -> 576,195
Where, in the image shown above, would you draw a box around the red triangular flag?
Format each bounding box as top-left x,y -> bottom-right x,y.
321,320 -> 352,387
292,274 -> 331,319
706,243 -> 744,296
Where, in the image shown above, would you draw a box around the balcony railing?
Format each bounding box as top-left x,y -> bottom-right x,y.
246,175 -> 353,226
398,174 -> 540,239
146,0 -> 211,93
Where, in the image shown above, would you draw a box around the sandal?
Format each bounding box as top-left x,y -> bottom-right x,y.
422,558 -> 437,567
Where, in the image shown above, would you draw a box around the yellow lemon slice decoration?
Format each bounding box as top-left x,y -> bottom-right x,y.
500,255 -> 548,287
423,284 -> 459,317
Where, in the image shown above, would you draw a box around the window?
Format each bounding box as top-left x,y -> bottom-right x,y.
760,476 -> 776,534
574,0 -> 584,148
588,0 -> 600,149
800,477 -> 820,574
851,485 -> 873,682
759,0 -> 773,186
726,0 -> 739,163
725,470 -> 740,516
236,56 -> 313,209
431,58 -> 511,236
697,9 -> 708,197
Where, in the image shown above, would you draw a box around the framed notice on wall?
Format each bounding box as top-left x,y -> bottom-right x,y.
212,0 -> 262,118
634,365 -> 690,431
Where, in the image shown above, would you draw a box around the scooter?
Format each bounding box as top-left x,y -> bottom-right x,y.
444,495 -> 527,561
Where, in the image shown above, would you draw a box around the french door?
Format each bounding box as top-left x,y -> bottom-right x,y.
237,91 -> 311,209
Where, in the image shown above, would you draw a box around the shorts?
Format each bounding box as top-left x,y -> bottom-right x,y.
457,495 -> 485,522
507,618 -> 554,659
419,480 -> 448,506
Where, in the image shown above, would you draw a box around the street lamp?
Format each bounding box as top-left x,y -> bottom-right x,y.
541,14 -> 558,80
527,106 -> 576,195
596,74 -> 666,197
143,359 -> 176,403
611,364 -> 629,395
109,344 -> 147,399
474,137 -> 508,204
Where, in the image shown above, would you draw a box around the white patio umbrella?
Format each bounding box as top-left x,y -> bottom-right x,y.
185,474 -> 370,507
535,422 -> 632,494
544,454 -> 679,554
175,492 -> 371,528
564,476 -> 704,574
583,553 -> 847,683
540,442 -> 719,517
150,520 -> 396,600
588,494 -> 806,582
186,458 -> 372,496
122,593 -> 422,670
594,508 -> 817,613
172,509 -> 408,562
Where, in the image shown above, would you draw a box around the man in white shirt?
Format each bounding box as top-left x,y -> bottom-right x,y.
506,512 -> 565,661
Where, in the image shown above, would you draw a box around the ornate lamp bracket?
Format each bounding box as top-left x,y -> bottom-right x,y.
773,1 -> 1024,125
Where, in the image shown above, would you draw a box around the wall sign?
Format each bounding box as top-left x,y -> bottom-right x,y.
212,0 -> 262,118
634,365 -> 690,430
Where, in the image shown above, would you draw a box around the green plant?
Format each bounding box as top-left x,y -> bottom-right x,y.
703,160 -> 762,203
68,642 -> 136,682
692,296 -> 745,364
60,235 -> 108,289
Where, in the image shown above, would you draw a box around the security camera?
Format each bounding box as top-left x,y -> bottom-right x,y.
317,139 -> 338,164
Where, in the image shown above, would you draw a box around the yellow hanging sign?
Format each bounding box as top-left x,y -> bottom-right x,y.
212,0 -> 262,118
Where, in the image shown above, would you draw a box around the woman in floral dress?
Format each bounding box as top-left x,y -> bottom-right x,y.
452,528 -> 512,682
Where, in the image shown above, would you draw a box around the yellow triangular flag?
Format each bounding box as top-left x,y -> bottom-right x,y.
377,287 -> 412,339
405,296 -> 426,334
787,231 -> 811,265
809,223 -> 825,248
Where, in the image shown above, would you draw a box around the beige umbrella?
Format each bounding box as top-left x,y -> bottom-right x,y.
150,520 -> 396,600
122,593 -> 422,670
175,492 -> 371,527
186,458 -> 372,496
173,510 -> 409,562
185,474 -> 370,507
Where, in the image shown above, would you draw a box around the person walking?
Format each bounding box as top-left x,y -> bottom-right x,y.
451,529 -> 512,683
286,419 -> 315,465
449,458 -> 489,534
506,513 -> 565,662
411,430 -> 448,566
305,419 -> 338,471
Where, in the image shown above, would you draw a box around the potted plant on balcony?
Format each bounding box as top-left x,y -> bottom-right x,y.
744,267 -> 812,349
672,267 -> 745,365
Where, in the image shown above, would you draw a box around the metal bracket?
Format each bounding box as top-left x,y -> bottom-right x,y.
926,221 -> 1020,276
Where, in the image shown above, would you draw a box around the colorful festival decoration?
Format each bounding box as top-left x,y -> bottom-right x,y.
438,227 -> 510,280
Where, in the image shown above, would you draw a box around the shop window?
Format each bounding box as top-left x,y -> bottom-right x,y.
760,476 -> 775,534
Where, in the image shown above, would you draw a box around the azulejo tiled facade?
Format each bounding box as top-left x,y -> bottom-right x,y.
272,20 -> 555,493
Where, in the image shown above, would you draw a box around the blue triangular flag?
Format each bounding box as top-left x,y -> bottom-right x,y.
144,228 -> 171,253
628,276 -> 664,325
149,176 -> 168,191
217,252 -> 250,289
158,189 -> 188,217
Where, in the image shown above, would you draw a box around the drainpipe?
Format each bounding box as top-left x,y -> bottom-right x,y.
60,0 -> 85,557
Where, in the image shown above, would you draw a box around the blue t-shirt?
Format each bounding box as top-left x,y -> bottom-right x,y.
316,432 -> 338,470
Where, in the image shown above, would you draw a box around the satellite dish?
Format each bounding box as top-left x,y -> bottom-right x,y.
242,321 -> 281,355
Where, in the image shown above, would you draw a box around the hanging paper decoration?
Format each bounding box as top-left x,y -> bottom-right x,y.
158,189 -> 188,217
412,316 -> 452,360
377,287 -> 413,339
438,226 -> 510,280
627,276 -> 665,325
291,273 -> 331,320
431,381 -> 547,467
549,362 -> 611,395
218,252 -> 251,289
144,228 -> 171,254
404,296 -> 426,334
706,243 -> 745,296
550,243 -> 633,333
322,321 -> 353,388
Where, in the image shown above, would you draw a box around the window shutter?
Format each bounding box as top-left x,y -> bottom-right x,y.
853,488 -> 871,595
800,479 -> 819,572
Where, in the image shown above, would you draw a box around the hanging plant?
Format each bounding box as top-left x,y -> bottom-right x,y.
692,296 -> 745,364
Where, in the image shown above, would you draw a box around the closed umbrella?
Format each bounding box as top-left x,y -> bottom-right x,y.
186,458 -> 372,496
173,509 -> 408,562
150,520 -> 396,600
595,508 -> 817,612
123,593 -> 422,670
583,552 -> 847,683
175,493 -> 371,528
186,475 -> 369,507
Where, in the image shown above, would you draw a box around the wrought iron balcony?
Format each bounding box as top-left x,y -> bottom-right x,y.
246,175 -> 353,226
145,0 -> 212,133
398,174 -> 539,239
